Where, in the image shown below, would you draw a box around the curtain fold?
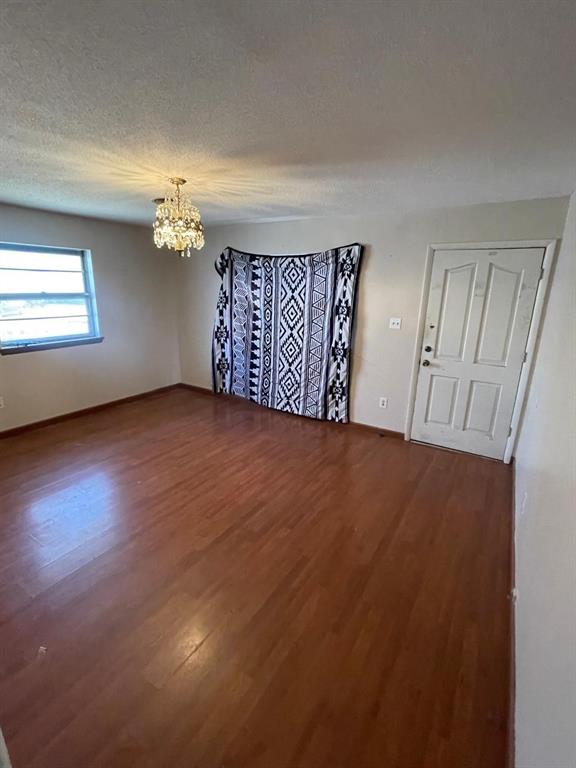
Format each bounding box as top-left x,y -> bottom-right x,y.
212,243 -> 363,422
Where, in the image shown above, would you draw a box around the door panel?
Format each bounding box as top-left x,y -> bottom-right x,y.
436,264 -> 476,360
411,247 -> 544,459
463,380 -> 502,437
425,375 -> 459,426
475,264 -> 523,366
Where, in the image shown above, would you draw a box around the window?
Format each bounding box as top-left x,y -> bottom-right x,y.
0,243 -> 102,354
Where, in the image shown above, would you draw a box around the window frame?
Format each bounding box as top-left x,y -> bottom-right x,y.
0,242 -> 103,355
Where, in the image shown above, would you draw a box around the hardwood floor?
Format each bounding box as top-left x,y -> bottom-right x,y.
0,389 -> 513,768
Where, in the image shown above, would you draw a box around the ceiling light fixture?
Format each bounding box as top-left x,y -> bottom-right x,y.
153,177 -> 204,257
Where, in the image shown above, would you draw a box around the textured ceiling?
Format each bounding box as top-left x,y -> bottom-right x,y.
1,0 -> 575,225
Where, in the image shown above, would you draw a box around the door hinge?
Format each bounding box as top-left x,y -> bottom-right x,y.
523,351 -> 528,363
540,267 -> 545,281
508,426 -> 513,437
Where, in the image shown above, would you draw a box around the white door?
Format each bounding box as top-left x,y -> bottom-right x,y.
411,247 -> 544,459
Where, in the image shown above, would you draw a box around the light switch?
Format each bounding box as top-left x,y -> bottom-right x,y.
389,317 -> 402,330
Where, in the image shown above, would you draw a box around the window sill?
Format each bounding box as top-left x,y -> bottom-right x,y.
0,336 -> 104,356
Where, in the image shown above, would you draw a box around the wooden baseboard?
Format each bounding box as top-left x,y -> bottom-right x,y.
176,383 -> 214,396
0,384 -> 182,438
178,383 -> 404,439
507,459 -> 517,768
348,421 -> 404,439
1,382 -> 404,440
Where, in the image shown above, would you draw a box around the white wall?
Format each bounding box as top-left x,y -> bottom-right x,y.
1,194 -> 569,438
0,204 -> 181,431
178,196 -> 569,431
514,192 -> 576,768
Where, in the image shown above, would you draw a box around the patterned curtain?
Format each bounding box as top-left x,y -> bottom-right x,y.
212,244 -> 363,422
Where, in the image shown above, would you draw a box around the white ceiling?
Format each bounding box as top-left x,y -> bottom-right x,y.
1,0 -> 575,225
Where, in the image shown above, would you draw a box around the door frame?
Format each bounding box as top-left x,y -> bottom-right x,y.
404,239 -> 558,463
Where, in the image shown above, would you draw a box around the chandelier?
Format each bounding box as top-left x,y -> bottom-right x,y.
153,177 -> 204,257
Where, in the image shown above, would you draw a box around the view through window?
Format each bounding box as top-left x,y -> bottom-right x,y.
0,244 -> 101,353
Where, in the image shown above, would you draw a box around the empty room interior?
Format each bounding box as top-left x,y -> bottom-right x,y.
0,2 -> 575,767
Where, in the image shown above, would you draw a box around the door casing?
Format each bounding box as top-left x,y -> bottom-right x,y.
405,240 -> 557,463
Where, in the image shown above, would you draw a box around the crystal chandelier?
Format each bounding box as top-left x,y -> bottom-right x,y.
153,177 -> 204,257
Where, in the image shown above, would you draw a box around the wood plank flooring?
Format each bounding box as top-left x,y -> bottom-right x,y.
0,388 -> 513,768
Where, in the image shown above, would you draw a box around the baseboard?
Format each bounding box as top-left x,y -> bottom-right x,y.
347,421 -> 404,439
178,383 -> 404,438
508,458 -> 517,768
177,382 -> 214,395
0,382 -> 404,440
0,384 -> 182,438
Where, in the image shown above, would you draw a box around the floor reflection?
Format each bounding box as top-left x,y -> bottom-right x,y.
26,470 -> 118,570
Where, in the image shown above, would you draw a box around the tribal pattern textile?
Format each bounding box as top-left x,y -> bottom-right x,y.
212,243 -> 363,422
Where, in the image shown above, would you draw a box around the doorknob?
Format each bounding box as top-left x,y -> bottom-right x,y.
422,360 -> 430,367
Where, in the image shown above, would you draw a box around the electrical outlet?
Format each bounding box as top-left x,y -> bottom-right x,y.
389,317 -> 402,330
0,396 -> 4,409
379,397 -> 388,409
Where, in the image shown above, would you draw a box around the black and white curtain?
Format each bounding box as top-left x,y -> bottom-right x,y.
212,244 -> 363,422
